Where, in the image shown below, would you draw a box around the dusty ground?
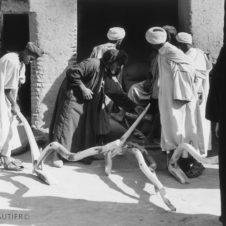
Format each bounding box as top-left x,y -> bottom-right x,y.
0,150 -> 221,226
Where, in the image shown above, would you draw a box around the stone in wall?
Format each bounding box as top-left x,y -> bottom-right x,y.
179,0 -> 224,61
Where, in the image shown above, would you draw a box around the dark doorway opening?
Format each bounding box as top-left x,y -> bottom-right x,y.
77,0 -> 178,64
1,14 -> 31,120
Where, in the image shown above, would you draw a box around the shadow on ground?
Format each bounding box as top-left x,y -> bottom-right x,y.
0,172 -> 220,226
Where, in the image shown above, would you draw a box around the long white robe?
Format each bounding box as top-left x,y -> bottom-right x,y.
127,80 -> 152,105
158,42 -> 204,153
186,47 -> 212,155
0,53 -> 22,156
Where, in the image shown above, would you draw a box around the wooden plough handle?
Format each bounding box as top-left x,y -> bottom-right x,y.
131,147 -> 176,211
16,111 -> 40,164
36,141 -> 105,168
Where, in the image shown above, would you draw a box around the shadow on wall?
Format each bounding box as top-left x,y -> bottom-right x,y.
42,54 -> 77,131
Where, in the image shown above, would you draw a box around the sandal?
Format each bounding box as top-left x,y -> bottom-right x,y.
0,155 -> 24,171
10,157 -> 23,166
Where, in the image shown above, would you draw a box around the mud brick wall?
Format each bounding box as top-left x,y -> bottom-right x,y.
179,0 -> 224,61
29,0 -> 77,130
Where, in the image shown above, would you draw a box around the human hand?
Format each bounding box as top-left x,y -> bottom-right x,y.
215,122 -> 219,138
81,87 -> 93,100
143,80 -> 152,92
134,106 -> 144,115
11,104 -> 20,115
198,92 -> 203,105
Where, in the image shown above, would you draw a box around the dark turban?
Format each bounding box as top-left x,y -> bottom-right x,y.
26,42 -> 44,57
101,49 -> 128,67
162,25 -> 177,36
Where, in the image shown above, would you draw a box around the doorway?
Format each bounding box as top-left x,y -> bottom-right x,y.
1,14 -> 31,120
77,0 -> 178,64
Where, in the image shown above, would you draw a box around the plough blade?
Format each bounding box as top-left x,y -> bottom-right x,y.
159,188 -> 176,211
104,152 -> 113,176
168,163 -> 190,184
33,168 -> 58,185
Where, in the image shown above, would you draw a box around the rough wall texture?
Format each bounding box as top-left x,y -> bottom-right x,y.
29,0 -> 77,130
1,0 -> 29,12
179,0 -> 224,61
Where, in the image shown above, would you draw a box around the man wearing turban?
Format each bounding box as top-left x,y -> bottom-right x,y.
0,42 -> 43,171
90,27 -> 126,59
145,27 -> 204,177
176,32 -> 212,157
89,27 -> 128,152
128,25 -> 178,107
127,25 -> 177,144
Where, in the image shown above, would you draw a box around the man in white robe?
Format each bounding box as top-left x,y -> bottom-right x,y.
176,32 -> 212,156
0,42 -> 43,170
145,27 -> 203,157
128,25 -> 177,106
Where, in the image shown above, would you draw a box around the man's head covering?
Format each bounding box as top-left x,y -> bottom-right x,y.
26,42 -> 44,57
102,49 -> 128,67
145,27 -> 167,45
176,32 -> 192,44
107,27 -> 126,41
162,25 -> 177,36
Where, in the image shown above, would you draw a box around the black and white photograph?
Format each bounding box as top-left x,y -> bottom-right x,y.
0,0 -> 225,225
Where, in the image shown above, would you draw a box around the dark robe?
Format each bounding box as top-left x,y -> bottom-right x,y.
206,45 -> 226,225
49,58 -> 136,153
206,1 -> 226,223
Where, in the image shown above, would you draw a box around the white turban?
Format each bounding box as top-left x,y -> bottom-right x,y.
107,27 -> 126,41
145,27 -> 167,45
176,32 -> 192,44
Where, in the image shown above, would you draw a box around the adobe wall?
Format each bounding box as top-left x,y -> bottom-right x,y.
29,0 -> 77,130
1,0 -> 29,12
178,0 -> 224,61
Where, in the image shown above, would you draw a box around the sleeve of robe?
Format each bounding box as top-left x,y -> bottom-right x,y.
90,46 -> 104,59
171,61 -> 194,102
4,57 -> 19,90
104,76 -> 137,113
90,46 -> 98,58
66,58 -> 100,89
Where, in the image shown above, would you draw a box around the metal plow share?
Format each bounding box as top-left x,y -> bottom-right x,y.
16,104 -> 176,211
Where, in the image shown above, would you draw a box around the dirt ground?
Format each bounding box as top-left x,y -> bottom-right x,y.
0,149 -> 221,226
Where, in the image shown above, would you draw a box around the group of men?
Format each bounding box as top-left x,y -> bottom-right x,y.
0,23 -> 225,225
131,27 -> 212,178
